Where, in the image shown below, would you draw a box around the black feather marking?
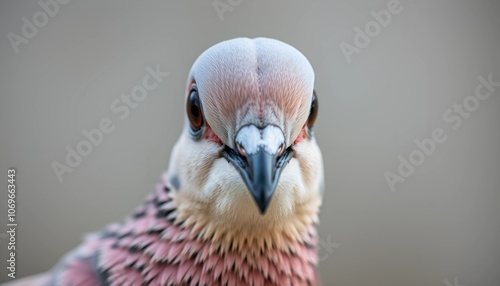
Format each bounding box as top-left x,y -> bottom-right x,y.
133,208 -> 147,218
169,174 -> 181,191
92,249 -> 110,286
156,207 -> 175,218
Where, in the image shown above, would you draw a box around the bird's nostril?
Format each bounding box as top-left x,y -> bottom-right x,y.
236,143 -> 247,157
277,144 -> 284,157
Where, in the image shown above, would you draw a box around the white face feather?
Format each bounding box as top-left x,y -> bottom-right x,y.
167,38 -> 324,245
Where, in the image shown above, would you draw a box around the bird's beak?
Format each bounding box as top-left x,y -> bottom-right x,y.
222,125 -> 294,214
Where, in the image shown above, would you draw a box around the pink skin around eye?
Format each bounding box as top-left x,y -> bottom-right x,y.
293,125 -> 307,144
204,123 -> 223,145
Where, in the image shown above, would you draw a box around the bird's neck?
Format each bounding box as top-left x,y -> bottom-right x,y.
160,178 -> 320,252
155,173 -> 321,256
139,178 -> 318,285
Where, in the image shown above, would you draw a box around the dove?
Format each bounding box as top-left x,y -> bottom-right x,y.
12,37 -> 324,286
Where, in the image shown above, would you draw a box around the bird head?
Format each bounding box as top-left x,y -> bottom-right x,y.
167,38 -> 324,244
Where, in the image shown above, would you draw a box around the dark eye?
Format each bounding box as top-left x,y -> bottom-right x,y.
307,90 -> 318,129
187,86 -> 204,133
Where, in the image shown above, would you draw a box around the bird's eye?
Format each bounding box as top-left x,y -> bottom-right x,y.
187,86 -> 204,133
307,90 -> 318,129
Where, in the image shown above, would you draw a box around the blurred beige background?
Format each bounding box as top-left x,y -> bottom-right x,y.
1,0 -> 499,285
